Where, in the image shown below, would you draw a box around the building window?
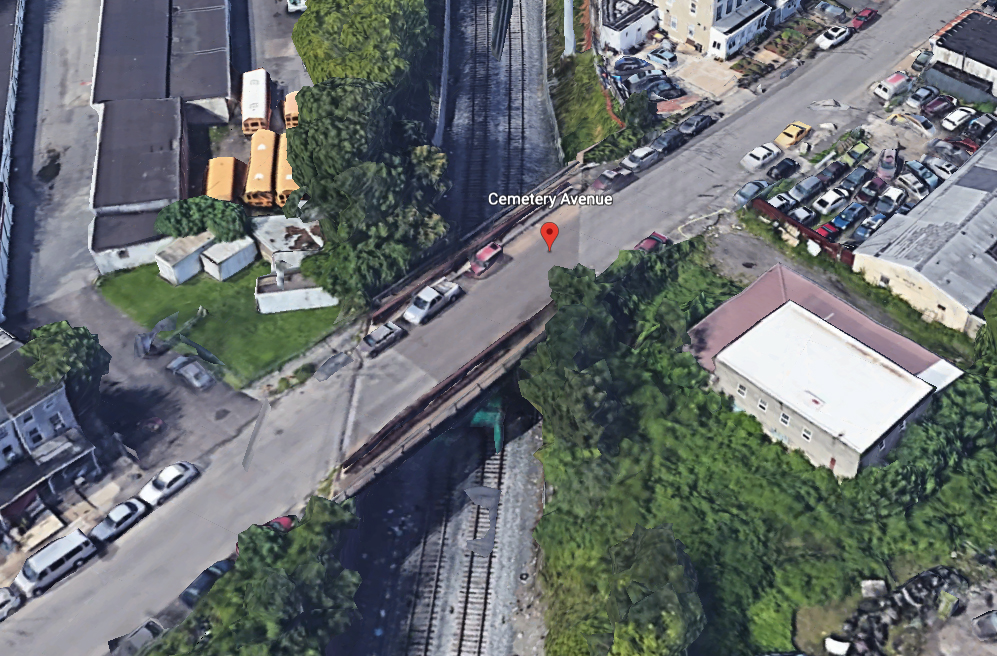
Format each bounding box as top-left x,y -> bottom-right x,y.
671,15 -> 678,29
757,399 -> 768,412
829,457 -> 836,470
712,40 -> 721,49
49,414 -> 66,433
117,249 -> 129,258
726,0 -> 733,11
28,427 -> 42,445
879,275 -> 890,287
689,1 -> 697,13
44,399 -> 56,410
779,412 -> 791,427
687,24 -> 696,38
1,445 -> 13,462
801,428 -> 812,441
736,0 -> 742,6
937,304 -> 946,312
715,6 -> 722,20
736,384 -> 747,397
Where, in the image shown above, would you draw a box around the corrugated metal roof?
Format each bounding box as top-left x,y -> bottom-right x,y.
716,303 -> 933,454
855,140 -> 997,313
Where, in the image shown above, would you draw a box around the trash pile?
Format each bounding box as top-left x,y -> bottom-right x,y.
825,566 -> 969,656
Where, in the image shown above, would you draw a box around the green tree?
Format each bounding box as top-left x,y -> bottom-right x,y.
155,196 -> 249,241
292,0 -> 430,86
20,321 -> 111,419
139,497 -> 361,656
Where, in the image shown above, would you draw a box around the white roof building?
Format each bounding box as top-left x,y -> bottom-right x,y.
716,302 -> 936,455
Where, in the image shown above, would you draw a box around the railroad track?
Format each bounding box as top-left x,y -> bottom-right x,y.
499,0 -> 527,196
459,0 -> 494,233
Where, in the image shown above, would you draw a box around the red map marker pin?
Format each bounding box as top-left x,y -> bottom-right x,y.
541,222 -> 559,252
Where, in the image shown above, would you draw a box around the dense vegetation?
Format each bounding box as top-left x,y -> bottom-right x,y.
290,0 -> 447,310
139,497 -> 361,656
520,239 -> 997,654
155,196 -> 249,242
583,91 -> 660,164
21,321 -> 111,421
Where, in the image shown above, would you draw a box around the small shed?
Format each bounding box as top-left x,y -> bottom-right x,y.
155,231 -> 216,285
200,237 -> 258,281
251,215 -> 324,269
255,269 -> 338,314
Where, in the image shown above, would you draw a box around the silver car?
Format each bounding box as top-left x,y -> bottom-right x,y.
620,146 -> 660,172
167,356 -> 215,391
110,619 -> 165,656
358,322 -> 406,358
89,499 -> 147,544
138,462 -> 199,507
733,180 -> 771,208
0,587 -> 22,622
788,176 -> 825,203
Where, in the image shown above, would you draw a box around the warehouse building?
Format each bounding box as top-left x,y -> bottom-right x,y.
689,264 -> 963,478
852,139 -> 997,338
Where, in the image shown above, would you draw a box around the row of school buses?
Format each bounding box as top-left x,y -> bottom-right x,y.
203,69 -> 301,209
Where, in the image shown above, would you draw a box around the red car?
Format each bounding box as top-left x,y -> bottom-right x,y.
467,242 -> 503,277
851,8 -> 878,30
922,95 -> 956,118
944,137 -> 980,154
634,232 -> 670,252
815,224 -> 840,240
235,516 -> 295,556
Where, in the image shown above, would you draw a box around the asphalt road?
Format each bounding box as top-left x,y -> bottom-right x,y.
0,0 -> 974,652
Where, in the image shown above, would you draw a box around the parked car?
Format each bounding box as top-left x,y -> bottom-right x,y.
358,322 -> 407,358
877,149 -> 901,181
831,202 -> 869,230
815,223 -> 841,241
767,157 -> 800,181
910,49 -> 933,72
965,113 -> 997,144
138,461 -> 199,507
647,48 -> 677,67
874,186 -> 907,215
840,165 -> 873,192
921,155 -> 960,180
89,499 -> 147,544
634,232 -> 670,252
851,7 -> 878,29
907,114 -> 937,138
166,356 -> 215,391
815,25 -> 852,50
0,587 -> 21,622
768,193 -> 797,213
13,529 -> 96,597
287,0 -> 305,11
926,138 -> 973,164
110,619 -> 165,656
788,176 -> 826,203
896,172 -> 929,199
621,146 -> 660,172
677,114 -> 714,136
872,71 -> 912,102
774,121 -> 812,148
898,197 -> 922,214
941,106 -> 977,132
468,242 -> 504,277
180,559 -> 235,609
973,609 -> 997,642
840,142 -> 871,168
649,129 -> 686,154
740,143 -> 782,171
591,167 -> 636,191
944,136 -> 980,154
816,160 -> 849,185
812,187 -> 850,215
403,278 -> 462,324
612,56 -> 651,77
905,86 -> 939,111
633,75 -> 676,93
856,176 -> 887,204
852,213 -> 889,242
733,180 -> 771,208
625,69 -> 666,89
645,81 -> 685,101
236,516 -> 296,557
788,206 -> 818,227
905,160 -> 941,190
922,95 -> 957,118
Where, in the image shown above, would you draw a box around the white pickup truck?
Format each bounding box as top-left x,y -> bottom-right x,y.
402,278 -> 462,325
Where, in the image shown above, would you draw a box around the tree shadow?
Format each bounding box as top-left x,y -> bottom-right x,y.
98,384 -> 183,461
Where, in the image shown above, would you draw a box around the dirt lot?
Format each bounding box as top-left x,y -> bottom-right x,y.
927,581 -> 997,656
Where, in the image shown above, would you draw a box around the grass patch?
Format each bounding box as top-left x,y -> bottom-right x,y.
546,0 -> 621,160
794,594 -> 861,655
786,17 -> 822,37
99,262 -> 341,385
969,101 -> 997,114
738,212 -> 976,366
765,29 -> 808,58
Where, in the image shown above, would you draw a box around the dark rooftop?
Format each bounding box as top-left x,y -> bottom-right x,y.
170,0 -> 232,100
91,212 -> 165,251
0,346 -> 60,418
0,430 -> 95,510
91,0 -> 171,103
602,0 -> 657,32
936,11 -> 997,71
0,0 -> 19,131
92,98 -> 184,211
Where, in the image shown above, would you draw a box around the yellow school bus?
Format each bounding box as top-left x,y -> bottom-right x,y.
241,69 -> 271,135
243,129 -> 277,207
275,134 -> 299,207
283,91 -> 299,129
203,157 -> 247,202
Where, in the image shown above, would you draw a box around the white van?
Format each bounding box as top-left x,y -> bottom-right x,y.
14,529 -> 96,597
872,72 -> 913,102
